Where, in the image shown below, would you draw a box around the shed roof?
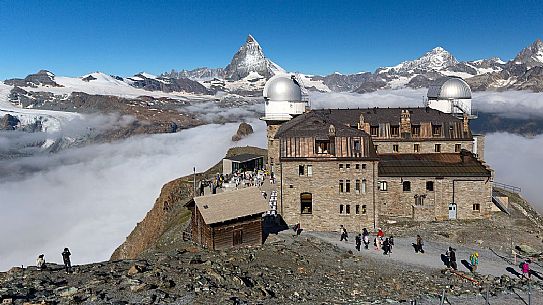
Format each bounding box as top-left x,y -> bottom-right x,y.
378,151 -> 491,177
187,187 -> 268,225
224,154 -> 264,163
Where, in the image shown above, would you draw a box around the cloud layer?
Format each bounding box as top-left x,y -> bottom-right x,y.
0,120 -> 266,271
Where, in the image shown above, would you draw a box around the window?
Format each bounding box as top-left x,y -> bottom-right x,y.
414,143 -> 420,153
393,144 -> 399,153
355,205 -> 360,214
353,140 -> 361,152
300,193 -> 312,214
355,179 -> 361,194
415,195 -> 424,206
339,204 -> 344,214
411,125 -> 420,136
345,180 -> 351,193
379,181 -> 388,191
362,164 -> 367,169
435,144 -> 441,152
299,165 -> 305,176
361,179 -> 367,193
355,164 -> 360,170
307,165 -> 313,177
473,203 -> 481,211
455,144 -> 461,152
339,180 -> 344,193
403,181 -> 411,192
361,205 -> 367,214
346,164 -> 351,169
315,140 -> 330,154
432,124 -> 442,136
391,125 -> 400,137
370,126 -> 379,136
374,145 -> 378,152
346,204 -> 351,214
339,163 -> 344,169
426,181 -> 434,191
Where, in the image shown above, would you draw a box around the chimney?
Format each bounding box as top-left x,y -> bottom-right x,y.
358,113 -> 365,130
400,109 -> 411,134
463,113 -> 469,133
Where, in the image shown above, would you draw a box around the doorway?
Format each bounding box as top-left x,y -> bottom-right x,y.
233,229 -> 243,246
448,203 -> 457,220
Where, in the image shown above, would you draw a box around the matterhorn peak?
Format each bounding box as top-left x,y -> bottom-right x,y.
224,35 -> 285,80
246,34 -> 257,44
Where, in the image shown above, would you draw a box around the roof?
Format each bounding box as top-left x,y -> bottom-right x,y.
224,154 -> 264,163
275,110 -> 373,139
378,151 -> 491,177
312,108 -> 463,126
427,76 -> 472,99
187,187 -> 268,225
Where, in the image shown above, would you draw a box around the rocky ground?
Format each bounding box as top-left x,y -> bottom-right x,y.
3,230 -> 542,305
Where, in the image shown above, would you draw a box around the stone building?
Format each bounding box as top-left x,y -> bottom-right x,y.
261,75 -> 494,231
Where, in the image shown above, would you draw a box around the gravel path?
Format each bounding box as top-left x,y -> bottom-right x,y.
305,231 -> 543,279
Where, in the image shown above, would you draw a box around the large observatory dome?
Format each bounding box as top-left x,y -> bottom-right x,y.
427,76 -> 472,100
263,74 -> 302,102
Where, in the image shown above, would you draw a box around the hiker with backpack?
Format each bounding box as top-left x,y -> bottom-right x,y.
36,254 -> 46,270
355,234 -> 362,251
414,235 -> 424,253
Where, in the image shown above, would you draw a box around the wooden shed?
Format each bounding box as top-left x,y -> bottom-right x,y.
185,187 -> 269,250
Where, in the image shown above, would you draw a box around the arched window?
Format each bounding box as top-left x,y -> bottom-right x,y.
403,181 -> 411,192
300,193 -> 312,214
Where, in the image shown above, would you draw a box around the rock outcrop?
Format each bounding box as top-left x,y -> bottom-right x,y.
0,114 -> 20,130
231,122 -> 254,141
5,70 -> 61,88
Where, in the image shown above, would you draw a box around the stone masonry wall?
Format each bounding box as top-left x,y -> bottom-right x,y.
267,124 -> 281,172
373,140 -> 474,154
378,177 -> 493,221
280,160 -> 378,232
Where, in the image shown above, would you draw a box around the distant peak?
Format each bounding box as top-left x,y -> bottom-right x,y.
533,38 -> 543,48
430,46 -> 449,53
246,34 -> 257,44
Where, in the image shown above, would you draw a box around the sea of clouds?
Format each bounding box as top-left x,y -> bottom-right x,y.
0,119 -> 266,270
1,89 -> 542,271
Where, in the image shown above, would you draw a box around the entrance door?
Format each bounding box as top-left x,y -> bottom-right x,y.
233,229 -> 243,246
448,203 -> 457,220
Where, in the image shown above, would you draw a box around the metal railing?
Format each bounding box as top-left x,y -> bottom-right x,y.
493,181 -> 522,194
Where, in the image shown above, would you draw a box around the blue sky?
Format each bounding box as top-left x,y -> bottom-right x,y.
0,0 -> 541,79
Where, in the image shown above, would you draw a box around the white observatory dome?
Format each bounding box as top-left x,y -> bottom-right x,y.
426,76 -> 473,117
261,74 -> 306,121
263,74 -> 302,102
427,76 -> 472,100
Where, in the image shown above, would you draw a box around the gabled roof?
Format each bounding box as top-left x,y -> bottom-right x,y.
275,110 -> 372,139
224,154 -> 264,163
378,150 -> 491,177
185,187 -> 268,225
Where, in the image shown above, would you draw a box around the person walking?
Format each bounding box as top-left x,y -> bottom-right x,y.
521,259 -> 531,279
389,235 -> 394,253
469,252 -> 479,273
383,238 -> 391,256
36,254 -> 46,270
415,235 -> 424,253
362,228 -> 370,250
375,236 -> 382,250
449,247 -> 458,270
340,225 -> 348,242
377,228 -> 384,239
355,234 -> 362,251
62,248 -> 72,273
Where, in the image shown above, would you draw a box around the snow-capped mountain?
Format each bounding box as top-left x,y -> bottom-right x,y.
382,47 -> 459,74
224,35 -> 285,80
512,38 -> 543,68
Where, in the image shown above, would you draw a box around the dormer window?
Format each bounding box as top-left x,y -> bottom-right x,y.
370,126 -> 379,136
432,124 -> 442,137
315,140 -> 330,154
391,125 -> 399,137
411,125 -> 420,137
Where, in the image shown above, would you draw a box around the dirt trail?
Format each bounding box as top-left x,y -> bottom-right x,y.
305,231 -> 543,279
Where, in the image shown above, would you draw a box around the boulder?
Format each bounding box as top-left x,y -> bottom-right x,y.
231,122 -> 254,141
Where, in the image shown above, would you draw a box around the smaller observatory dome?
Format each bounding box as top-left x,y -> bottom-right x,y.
263,74 -> 302,102
427,76 -> 471,100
